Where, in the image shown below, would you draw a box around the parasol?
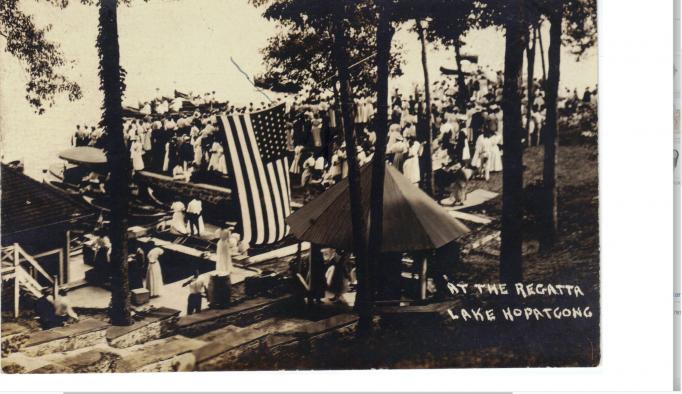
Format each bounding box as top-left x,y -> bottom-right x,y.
286,164 -> 470,252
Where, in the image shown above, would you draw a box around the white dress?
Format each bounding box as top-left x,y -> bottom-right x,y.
472,135 -> 503,172
130,140 -> 145,171
145,248 -> 164,297
487,134 -> 503,172
402,142 -> 421,184
215,229 -> 233,274
191,135 -> 203,165
208,142 -> 228,174
471,135 -> 488,169
170,201 -> 188,234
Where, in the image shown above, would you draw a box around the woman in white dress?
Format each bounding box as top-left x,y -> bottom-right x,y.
402,137 -> 421,185
300,153 -> 316,187
471,130 -> 502,180
170,201 -> 188,234
190,129 -> 203,166
487,132 -> 503,172
208,142 -> 227,174
142,125 -> 152,152
290,145 -> 303,175
471,133 -> 489,180
389,134 -> 408,171
130,136 -> 145,171
146,247 -> 165,297
215,228 -> 233,274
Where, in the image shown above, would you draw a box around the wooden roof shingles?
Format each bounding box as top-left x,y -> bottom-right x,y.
1,164 -> 94,237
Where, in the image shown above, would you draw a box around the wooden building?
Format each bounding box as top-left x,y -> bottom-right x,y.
1,164 -> 95,286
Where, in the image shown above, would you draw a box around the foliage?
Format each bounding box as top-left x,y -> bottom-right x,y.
560,0 -> 597,59
0,0 -> 82,113
0,0 -> 140,114
253,0 -> 403,96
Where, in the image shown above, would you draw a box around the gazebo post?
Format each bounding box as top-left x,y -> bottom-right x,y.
419,256 -> 428,301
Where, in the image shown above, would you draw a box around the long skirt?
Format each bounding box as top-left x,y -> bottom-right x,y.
403,157 -> 420,184
146,261 -> 164,297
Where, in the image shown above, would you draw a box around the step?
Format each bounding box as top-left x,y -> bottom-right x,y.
245,317 -> 311,336
1,322 -> 32,356
20,318 -> 110,357
28,362 -> 73,374
195,324 -> 242,343
106,307 -> 180,348
193,328 -> 269,371
280,313 -> 359,338
45,348 -> 120,373
262,314 -> 360,360
115,335 -> 206,372
176,295 -> 292,337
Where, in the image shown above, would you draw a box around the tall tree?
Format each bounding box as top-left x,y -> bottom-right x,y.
499,0 -> 527,283
536,22 -> 547,82
97,0 -> 132,326
415,18 -> 434,195
0,0 -> 83,113
365,0 -> 395,328
540,7 -> 561,249
525,21 -> 538,147
539,0 -> 597,249
332,1 -> 372,334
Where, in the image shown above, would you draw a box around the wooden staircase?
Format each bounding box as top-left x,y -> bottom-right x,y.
1,244 -> 56,317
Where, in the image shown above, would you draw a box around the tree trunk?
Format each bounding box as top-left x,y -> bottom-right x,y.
98,0 -> 132,326
526,24 -> 537,147
416,19 -> 434,196
332,3 -> 371,333
366,0 -> 394,331
500,1 -> 527,284
541,9 -> 562,250
453,39 -> 468,111
537,22 -> 547,83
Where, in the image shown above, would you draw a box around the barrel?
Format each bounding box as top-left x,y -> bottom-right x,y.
207,274 -> 232,309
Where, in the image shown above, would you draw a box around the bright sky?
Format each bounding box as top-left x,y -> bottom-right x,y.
0,0 -> 597,178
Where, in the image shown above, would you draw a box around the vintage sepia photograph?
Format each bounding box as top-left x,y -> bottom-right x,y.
1,0 -> 598,373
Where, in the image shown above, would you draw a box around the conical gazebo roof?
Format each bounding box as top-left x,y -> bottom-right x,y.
286,163 -> 470,252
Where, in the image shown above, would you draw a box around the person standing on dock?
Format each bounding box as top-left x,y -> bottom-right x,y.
182,270 -> 207,315
130,135 -> 145,172
215,228 -> 233,275
146,247 -> 165,298
186,198 -> 203,237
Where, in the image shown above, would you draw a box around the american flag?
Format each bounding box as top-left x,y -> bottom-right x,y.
219,103 -> 292,245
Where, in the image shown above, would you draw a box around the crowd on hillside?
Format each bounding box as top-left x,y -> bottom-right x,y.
69,65 -> 597,206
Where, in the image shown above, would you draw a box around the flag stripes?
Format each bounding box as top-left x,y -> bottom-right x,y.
220,103 -> 291,245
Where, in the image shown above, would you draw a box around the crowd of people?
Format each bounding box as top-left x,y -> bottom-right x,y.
285,67 -> 597,205
70,67 -> 597,208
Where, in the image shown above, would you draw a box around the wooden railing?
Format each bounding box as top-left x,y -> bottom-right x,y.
1,243 -> 56,317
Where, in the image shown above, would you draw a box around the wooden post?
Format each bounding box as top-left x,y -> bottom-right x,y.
13,243 -> 19,266
58,250 -> 65,285
13,244 -> 20,318
53,275 -> 59,298
65,230 -> 71,284
419,256 -> 428,301
14,274 -> 20,318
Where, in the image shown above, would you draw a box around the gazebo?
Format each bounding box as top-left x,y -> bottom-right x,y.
286,163 -> 470,300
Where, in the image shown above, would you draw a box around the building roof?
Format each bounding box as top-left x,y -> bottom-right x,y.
1,164 -> 94,237
286,163 -> 470,252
